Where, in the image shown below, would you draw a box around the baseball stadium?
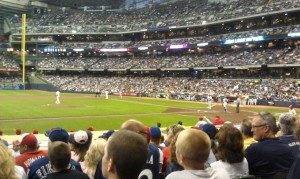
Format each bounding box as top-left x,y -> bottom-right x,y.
1,0 -> 300,178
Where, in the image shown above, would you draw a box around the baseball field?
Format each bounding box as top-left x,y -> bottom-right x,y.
0,90 -> 291,135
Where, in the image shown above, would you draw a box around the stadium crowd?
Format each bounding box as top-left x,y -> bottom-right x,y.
39,74 -> 299,102
7,0 -> 300,33
1,111 -> 300,179
0,55 -> 22,89
36,43 -> 300,69
0,55 -> 20,70
2,0 -> 300,178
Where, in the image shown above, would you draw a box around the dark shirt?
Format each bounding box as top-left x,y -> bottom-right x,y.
45,169 -> 89,179
279,135 -> 300,158
165,162 -> 183,177
138,143 -> 160,179
94,158 -> 105,179
245,137 -> 294,178
287,153 -> 300,179
28,156 -> 82,179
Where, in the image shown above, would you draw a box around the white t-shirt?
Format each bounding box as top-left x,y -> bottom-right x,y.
15,166 -> 27,179
165,167 -> 230,179
56,91 -> 60,97
158,148 -> 163,172
210,158 -> 249,178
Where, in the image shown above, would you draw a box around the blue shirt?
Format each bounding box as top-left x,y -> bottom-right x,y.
28,156 -> 82,179
245,138 -> 294,178
279,135 -> 300,158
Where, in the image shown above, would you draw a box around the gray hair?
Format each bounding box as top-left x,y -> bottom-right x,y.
240,118 -> 253,137
279,113 -> 297,135
257,112 -> 278,134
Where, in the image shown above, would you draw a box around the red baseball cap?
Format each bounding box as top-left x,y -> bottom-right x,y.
19,133 -> 38,147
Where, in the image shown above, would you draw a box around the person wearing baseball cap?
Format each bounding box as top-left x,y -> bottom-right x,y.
28,128 -> 82,179
199,123 -> 218,167
15,133 -> 48,173
101,130 -> 115,140
68,130 -> 93,163
150,126 -> 164,174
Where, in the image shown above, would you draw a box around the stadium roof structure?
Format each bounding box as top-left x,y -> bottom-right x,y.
38,0 -> 125,9
0,0 -> 125,33
0,2 -> 28,28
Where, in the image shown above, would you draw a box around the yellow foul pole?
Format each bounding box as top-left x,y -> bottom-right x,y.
21,14 -> 26,89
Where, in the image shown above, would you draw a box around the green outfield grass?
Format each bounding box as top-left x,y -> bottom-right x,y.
0,90 -> 206,135
0,90 -> 289,135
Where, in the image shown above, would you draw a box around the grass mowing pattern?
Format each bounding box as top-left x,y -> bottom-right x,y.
0,91 -> 200,134
0,90 -> 288,135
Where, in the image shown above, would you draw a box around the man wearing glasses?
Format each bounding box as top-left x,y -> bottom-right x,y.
245,112 -> 294,178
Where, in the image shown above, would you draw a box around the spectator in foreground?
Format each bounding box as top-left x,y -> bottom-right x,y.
45,141 -> 89,179
210,125 -> 248,178
199,123 -> 217,166
150,126 -> 164,174
212,115 -> 224,126
0,142 -> 26,179
162,124 -> 185,173
287,119 -> 300,179
28,128 -> 82,179
12,139 -> 21,158
83,138 -> 106,179
94,119 -> 160,179
278,113 -> 300,158
195,117 -> 207,127
15,133 -> 48,173
101,130 -> 114,140
165,129 -> 230,179
240,118 -> 256,150
165,131 -> 184,177
102,129 -> 149,179
121,119 -> 160,179
69,130 -> 92,163
245,112 -> 294,178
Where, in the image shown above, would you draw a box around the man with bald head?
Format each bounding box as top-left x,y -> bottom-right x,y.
166,129 -> 230,179
121,119 -> 160,179
121,119 -> 148,138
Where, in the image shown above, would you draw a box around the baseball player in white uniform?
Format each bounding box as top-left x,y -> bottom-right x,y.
105,90 -> 109,99
55,91 -> 60,104
119,90 -> 123,99
223,97 -> 228,112
207,95 -> 212,110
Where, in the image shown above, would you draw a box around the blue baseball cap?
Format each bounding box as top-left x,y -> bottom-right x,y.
150,126 -> 161,138
200,123 -> 218,139
103,130 -> 115,139
45,128 -> 69,143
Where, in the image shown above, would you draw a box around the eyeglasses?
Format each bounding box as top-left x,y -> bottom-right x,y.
252,124 -> 267,129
